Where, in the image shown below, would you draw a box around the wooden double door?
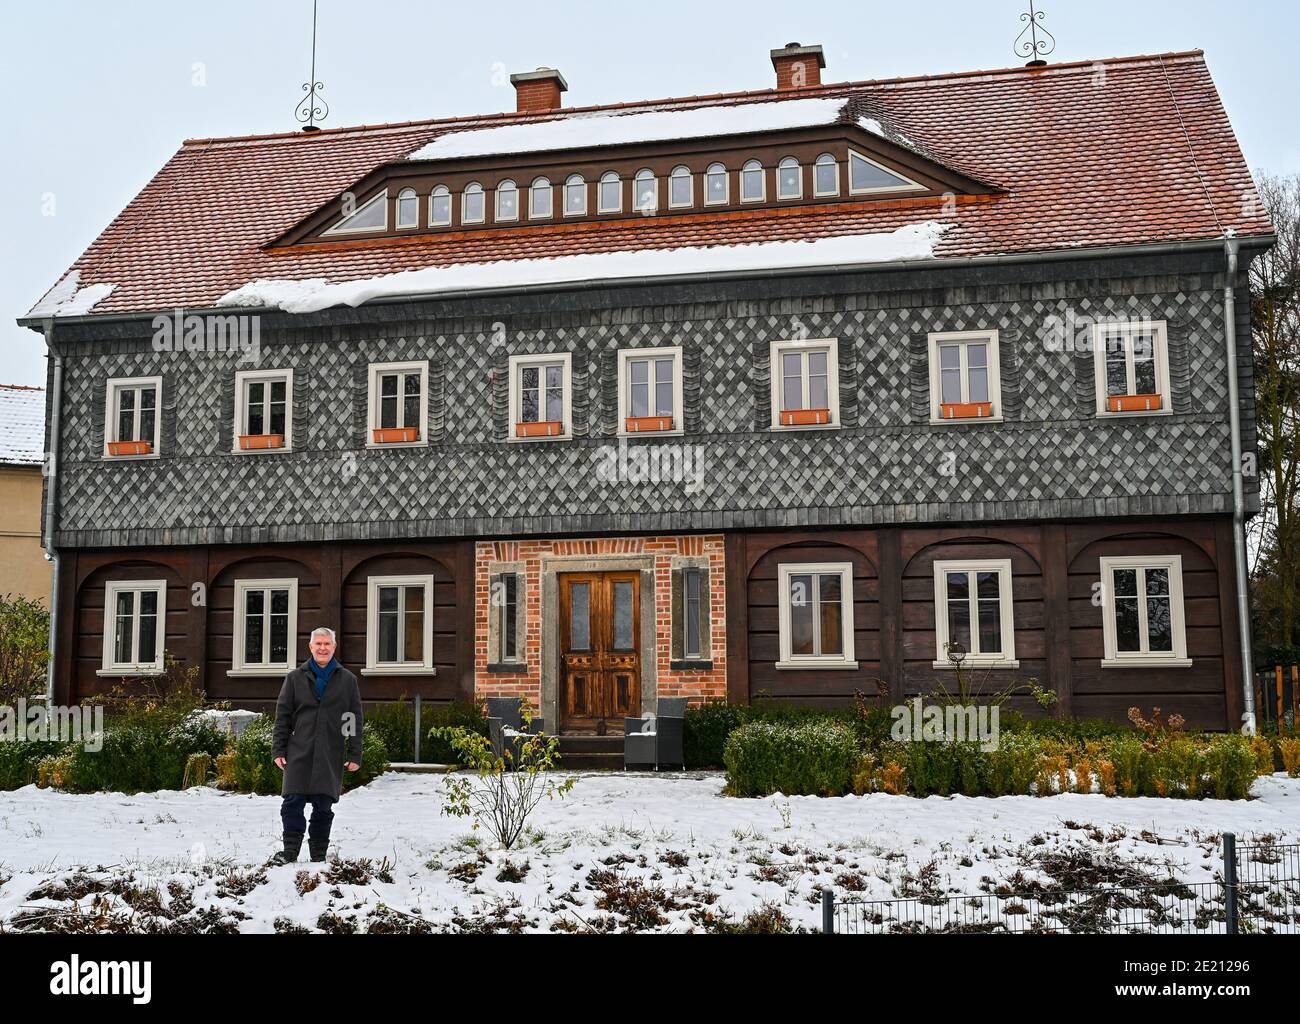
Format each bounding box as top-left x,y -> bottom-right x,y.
559,572 -> 641,734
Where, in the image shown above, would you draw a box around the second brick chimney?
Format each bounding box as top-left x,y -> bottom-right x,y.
510,68 -> 569,113
770,42 -> 825,90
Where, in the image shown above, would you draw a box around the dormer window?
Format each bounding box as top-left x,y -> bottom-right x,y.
430,185 -> 451,226
814,153 -> 840,197
634,169 -> 657,213
496,179 -> 519,222
530,177 -> 552,219
598,171 -> 621,214
777,157 -> 802,200
322,189 -> 388,236
396,188 -> 418,229
848,149 -> 923,194
741,160 -> 765,203
669,166 -> 692,209
705,163 -> 729,205
564,175 -> 587,216
462,182 -> 485,224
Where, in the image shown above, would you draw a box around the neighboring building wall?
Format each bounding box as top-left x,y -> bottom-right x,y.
0,466 -> 50,605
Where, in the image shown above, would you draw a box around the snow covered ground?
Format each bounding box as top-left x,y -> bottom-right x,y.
1,772 -> 1297,933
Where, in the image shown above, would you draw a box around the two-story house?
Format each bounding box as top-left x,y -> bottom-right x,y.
21,45 -> 1272,736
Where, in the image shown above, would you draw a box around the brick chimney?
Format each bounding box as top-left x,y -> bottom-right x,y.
770,42 -> 825,90
510,68 -> 568,113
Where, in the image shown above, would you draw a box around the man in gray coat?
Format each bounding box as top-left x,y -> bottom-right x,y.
271,627 -> 364,865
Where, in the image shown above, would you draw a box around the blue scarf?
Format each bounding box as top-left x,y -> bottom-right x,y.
309,657 -> 338,701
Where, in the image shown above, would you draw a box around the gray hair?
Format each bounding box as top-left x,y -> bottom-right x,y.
310,626 -> 337,642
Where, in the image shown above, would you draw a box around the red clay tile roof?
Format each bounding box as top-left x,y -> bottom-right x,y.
26,50 -> 1273,319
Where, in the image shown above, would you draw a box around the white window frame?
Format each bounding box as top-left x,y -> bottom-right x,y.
769,338 -> 840,430
396,187 -> 419,229
99,580 -> 167,676
847,148 -> 925,195
1092,320 -> 1172,418
633,169 -> 658,213
506,352 -> 573,442
616,346 -> 683,436
230,578 -> 300,676
1099,555 -> 1191,668
927,330 -> 1003,424
104,375 -> 163,459
813,152 -> 840,197
740,159 -> 765,203
495,179 -> 519,222
364,574 -> 436,676
563,175 -> 587,217
776,562 -> 857,670
668,166 -> 693,209
597,171 -> 622,214
932,559 -> 1018,669
704,163 -> 729,205
322,189 -> 388,236
366,360 -> 429,448
777,156 -> 802,200
232,368 -> 293,453
462,182 -> 485,225
429,184 -> 452,227
529,177 -> 553,219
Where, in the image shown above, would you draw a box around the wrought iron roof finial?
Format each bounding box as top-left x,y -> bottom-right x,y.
294,0 -> 329,132
1014,1 -> 1056,67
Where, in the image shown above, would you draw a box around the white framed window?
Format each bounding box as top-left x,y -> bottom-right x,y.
1099,556 -> 1191,668
598,171 -> 621,214
814,152 -> 840,197
928,331 -> 1002,423
932,560 -> 1017,669
462,182 -> 485,224
633,169 -> 658,213
776,563 -> 856,670
396,187 -> 419,229
769,338 -> 839,429
233,368 -> 293,452
367,361 -> 428,447
1092,321 -> 1172,416
848,149 -> 924,194
495,179 -> 518,222
669,165 -> 693,208
430,185 -> 452,226
741,159 -> 765,202
322,189 -> 388,236
507,352 -> 572,441
564,174 -> 587,216
365,575 -> 436,675
100,580 -> 166,675
705,163 -> 729,205
529,177 -> 553,219
104,376 -> 162,458
231,578 -> 299,675
617,346 -> 682,435
777,157 -> 802,200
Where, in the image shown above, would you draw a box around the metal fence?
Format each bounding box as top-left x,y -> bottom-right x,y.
1255,665 -> 1298,728
823,835 -> 1300,935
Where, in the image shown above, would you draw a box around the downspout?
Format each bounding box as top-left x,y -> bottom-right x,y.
42,319 -> 63,706
1223,237 -> 1257,732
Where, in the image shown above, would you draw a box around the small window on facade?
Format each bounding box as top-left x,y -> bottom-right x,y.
495,179 -> 519,222
322,189 -> 388,235
396,188 -> 419,229
668,165 -> 692,208
932,560 -> 1017,668
234,369 -> 292,451
508,353 -> 572,440
928,331 -> 1001,422
814,153 -> 840,197
617,346 -> 681,434
777,157 -> 802,200
529,177 -> 552,219
598,171 -> 621,214
741,159 -> 765,202
705,163 -> 728,205
430,185 -> 452,226
848,149 -> 922,193
366,575 -> 435,674
770,340 -> 838,429
462,182 -> 485,224
233,578 -> 298,674
105,376 -> 162,457
489,570 -> 524,666
564,174 -> 586,216
684,567 -> 704,659
1099,556 -> 1190,667
776,563 -> 856,669
633,169 -> 657,213
368,361 -> 427,446
102,580 -> 166,675
1092,321 -> 1171,416
670,562 -> 711,665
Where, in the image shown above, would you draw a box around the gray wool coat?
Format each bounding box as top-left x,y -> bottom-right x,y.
271,660 -> 364,799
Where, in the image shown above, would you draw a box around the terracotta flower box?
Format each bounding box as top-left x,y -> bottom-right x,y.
107,440 -> 152,457
1107,394 -> 1163,413
625,415 -> 674,433
515,421 -> 564,438
238,433 -> 285,450
941,402 -> 994,420
779,408 -> 831,427
372,427 -> 418,444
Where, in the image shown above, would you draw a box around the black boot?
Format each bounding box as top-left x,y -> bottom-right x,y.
308,837 -> 330,863
272,830 -> 304,866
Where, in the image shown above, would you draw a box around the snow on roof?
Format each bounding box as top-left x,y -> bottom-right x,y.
406,96 -> 850,161
27,270 -> 115,318
216,220 -> 950,314
0,385 -> 46,466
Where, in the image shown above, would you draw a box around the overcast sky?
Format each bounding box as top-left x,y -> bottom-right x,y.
3,0 -> 1297,388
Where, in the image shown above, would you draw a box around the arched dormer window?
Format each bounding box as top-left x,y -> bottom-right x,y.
564,174 -> 587,216
814,153 -> 839,197
496,179 -> 519,222
396,187 -> 419,228
741,160 -> 765,203
705,163 -> 728,206
777,157 -> 801,200
598,171 -> 621,214
430,185 -> 451,226
462,182 -> 485,224
669,165 -> 693,209
633,169 -> 657,213
530,177 -> 552,219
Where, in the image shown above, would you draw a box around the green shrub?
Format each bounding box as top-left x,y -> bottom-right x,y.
902,740 -> 990,797
230,716 -> 280,795
986,732 -> 1043,796
1150,737 -> 1206,798
50,715 -> 227,795
0,739 -> 67,790
343,730 -> 390,790
424,698 -> 488,765
1010,717 -> 1135,743
723,719 -> 857,797
684,701 -> 745,769
1105,735 -> 1151,797
367,699 -> 416,763
1204,735 -> 1258,800
0,595 -> 49,705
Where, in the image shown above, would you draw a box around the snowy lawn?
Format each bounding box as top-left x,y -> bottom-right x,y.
1,771 -> 1297,933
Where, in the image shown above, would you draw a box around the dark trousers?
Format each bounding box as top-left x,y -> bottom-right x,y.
281,793 -> 336,840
